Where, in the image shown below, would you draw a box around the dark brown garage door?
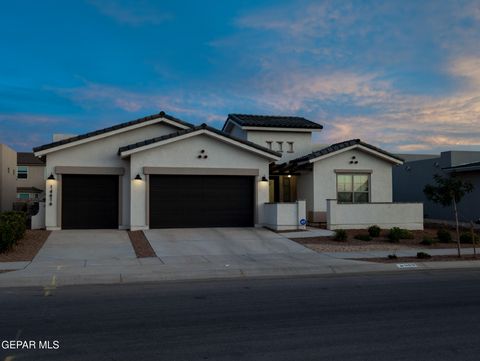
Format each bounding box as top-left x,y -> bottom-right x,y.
62,174 -> 119,229
149,175 -> 254,228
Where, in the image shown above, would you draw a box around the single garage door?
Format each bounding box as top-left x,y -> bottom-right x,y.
62,174 -> 119,229
149,175 -> 254,228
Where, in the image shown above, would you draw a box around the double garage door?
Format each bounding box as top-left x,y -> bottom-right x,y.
62,174 -> 254,229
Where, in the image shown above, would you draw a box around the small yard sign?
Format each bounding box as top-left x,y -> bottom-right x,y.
396,263 -> 418,269
299,219 -> 307,225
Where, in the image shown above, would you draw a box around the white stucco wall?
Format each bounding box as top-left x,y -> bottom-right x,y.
312,149 -> 394,216
263,201 -> 306,231
246,130 -> 313,162
129,133 -> 272,230
296,170 -> 314,216
327,200 -> 424,230
42,122 -> 179,229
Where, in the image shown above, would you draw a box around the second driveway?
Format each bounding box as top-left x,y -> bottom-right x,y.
143,227 -> 324,267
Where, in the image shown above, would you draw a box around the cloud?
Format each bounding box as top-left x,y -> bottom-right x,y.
52,82 -> 226,124
88,0 -> 172,26
0,113 -> 67,125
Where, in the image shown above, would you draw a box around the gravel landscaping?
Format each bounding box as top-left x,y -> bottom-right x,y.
0,230 -> 51,262
292,228 -> 480,253
127,230 -> 157,258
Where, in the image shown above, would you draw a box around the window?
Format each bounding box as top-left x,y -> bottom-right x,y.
277,141 -> 283,152
17,166 -> 28,179
17,193 -> 30,200
287,141 -> 294,153
266,141 -> 273,150
337,174 -> 369,203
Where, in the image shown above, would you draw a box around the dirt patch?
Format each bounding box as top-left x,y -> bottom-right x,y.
292,228 -> 480,253
0,230 -> 51,262
128,231 -> 157,258
357,255 -> 480,263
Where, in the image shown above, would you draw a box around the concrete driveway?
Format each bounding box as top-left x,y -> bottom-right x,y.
143,227 -> 319,267
31,230 -> 137,267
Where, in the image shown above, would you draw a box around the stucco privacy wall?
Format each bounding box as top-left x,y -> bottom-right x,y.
246,131 -> 312,162
0,144 -> 17,211
263,201 -> 307,231
43,122 -> 179,230
129,134 -> 271,230
310,148 -> 394,221
327,200 -> 424,230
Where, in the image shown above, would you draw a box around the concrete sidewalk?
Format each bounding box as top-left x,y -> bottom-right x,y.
1,247 -> 480,288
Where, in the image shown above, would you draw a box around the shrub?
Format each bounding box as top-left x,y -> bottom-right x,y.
388,227 -> 414,242
333,229 -> 347,242
368,225 -> 381,237
459,232 -> 480,244
354,234 -> 372,242
420,237 -> 436,246
387,254 -> 397,260
0,211 -> 26,253
437,228 -> 452,243
417,251 -> 432,259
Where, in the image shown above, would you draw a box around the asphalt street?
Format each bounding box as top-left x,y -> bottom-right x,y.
2,270 -> 480,360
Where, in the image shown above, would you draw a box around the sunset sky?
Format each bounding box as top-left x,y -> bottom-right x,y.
1,0 -> 480,153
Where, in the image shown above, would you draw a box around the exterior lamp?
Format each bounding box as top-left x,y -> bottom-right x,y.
47,173 -> 56,180
134,174 -> 143,180
287,174 -> 292,178
261,176 -> 269,182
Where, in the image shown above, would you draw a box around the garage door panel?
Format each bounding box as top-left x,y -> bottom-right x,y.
62,175 -> 119,229
150,175 -> 254,228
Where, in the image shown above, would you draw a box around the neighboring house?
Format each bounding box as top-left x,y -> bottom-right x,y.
16,152 -> 46,202
393,151 -> 480,223
33,111 -> 422,231
0,144 -> 17,212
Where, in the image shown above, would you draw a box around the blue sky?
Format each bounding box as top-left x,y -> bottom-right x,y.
1,0 -> 480,153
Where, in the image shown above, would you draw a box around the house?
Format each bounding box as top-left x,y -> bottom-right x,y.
33,111 -> 423,231
0,144 -> 17,212
16,152 -> 46,202
393,151 -> 480,224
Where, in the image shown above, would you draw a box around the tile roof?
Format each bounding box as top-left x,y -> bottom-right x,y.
33,111 -> 194,153
118,123 -> 282,158
291,139 -> 404,164
225,114 -> 323,130
17,152 -> 45,165
17,186 -> 44,193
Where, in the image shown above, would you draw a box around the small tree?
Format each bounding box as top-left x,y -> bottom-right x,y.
424,174 -> 473,257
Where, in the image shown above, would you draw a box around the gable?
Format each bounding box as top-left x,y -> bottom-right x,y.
130,133 -> 277,170
33,112 -> 192,156
44,122 -> 182,168
119,125 -> 281,161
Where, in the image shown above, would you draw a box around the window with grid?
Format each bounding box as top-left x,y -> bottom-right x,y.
17,166 -> 28,179
337,174 -> 369,203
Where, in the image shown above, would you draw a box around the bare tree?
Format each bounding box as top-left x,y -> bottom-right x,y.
424,174 -> 473,257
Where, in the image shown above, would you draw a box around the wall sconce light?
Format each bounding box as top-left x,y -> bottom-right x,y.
287,174 -> 292,178
261,176 -> 269,182
134,174 -> 143,180
47,173 -> 56,180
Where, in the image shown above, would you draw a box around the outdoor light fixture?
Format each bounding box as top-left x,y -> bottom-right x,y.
287,174 -> 292,178
261,176 -> 268,182
134,174 -> 143,180
47,173 -> 55,180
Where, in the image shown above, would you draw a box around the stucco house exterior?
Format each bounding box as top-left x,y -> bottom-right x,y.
393,151 -> 480,224
0,144 -> 17,212
33,111 -> 423,231
16,152 -> 46,202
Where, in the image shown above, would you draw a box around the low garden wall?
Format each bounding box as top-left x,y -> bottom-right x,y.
326,199 -> 424,230
263,200 -> 307,231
